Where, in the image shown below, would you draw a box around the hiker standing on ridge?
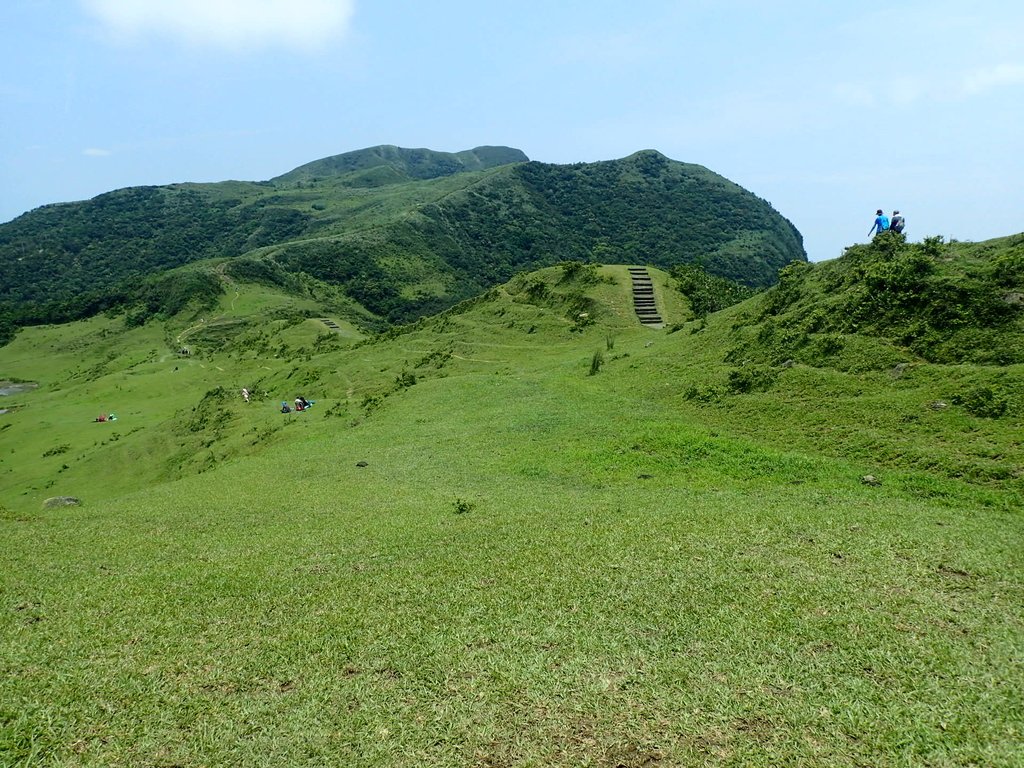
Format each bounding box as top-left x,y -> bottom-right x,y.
869,209 -> 890,237
890,210 -> 905,234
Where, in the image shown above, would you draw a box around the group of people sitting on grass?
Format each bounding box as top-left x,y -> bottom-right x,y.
238,387 -> 315,413
281,396 -> 312,413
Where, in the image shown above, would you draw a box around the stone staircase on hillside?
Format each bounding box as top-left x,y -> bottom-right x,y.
628,267 -> 663,327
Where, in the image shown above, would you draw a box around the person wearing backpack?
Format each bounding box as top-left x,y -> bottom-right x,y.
890,210 -> 905,234
869,209 -> 890,237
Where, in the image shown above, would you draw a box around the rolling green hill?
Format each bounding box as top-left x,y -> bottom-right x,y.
2,230 -> 1020,765
0,145 -> 804,343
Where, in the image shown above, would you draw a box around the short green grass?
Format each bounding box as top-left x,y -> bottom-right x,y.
1,264 -> 1022,766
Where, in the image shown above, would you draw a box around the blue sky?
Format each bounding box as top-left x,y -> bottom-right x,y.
2,1 -> 1022,263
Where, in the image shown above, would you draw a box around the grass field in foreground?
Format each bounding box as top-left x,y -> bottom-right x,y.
1,264 -> 1022,766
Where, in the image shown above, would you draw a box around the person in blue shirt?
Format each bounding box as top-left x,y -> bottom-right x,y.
869,209 -> 890,236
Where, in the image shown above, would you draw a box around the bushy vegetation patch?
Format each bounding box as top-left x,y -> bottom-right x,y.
511,152 -> 804,286
224,256 -> 304,293
124,269 -> 226,327
736,233 -> 1024,369
726,364 -> 779,393
671,263 -> 759,317
950,383 -> 1011,418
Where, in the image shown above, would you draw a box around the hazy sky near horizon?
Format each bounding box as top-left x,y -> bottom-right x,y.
2,0 -> 1022,262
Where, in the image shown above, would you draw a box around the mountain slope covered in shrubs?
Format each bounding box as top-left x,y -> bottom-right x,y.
0,145 -> 804,342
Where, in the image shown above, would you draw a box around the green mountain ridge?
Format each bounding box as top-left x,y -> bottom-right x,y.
0,145 -> 804,343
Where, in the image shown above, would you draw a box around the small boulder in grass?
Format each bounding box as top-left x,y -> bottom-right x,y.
860,475 -> 881,487
1002,291 -> 1024,306
43,496 -> 80,509
356,461 -> 368,467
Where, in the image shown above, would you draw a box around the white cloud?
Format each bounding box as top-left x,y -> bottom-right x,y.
833,62 -> 1024,108
80,0 -> 356,53
959,63 -> 1024,96
832,83 -> 876,108
554,31 -> 653,69
83,148 -> 113,156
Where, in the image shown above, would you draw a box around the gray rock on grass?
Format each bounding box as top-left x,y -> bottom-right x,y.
43,496 -> 80,509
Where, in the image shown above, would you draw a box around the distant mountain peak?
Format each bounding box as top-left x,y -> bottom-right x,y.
272,145 -> 529,184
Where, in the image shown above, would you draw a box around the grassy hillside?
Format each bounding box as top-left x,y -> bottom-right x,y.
0,145 -> 805,342
742,232 -> 1024,365
1,245 -> 1021,766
